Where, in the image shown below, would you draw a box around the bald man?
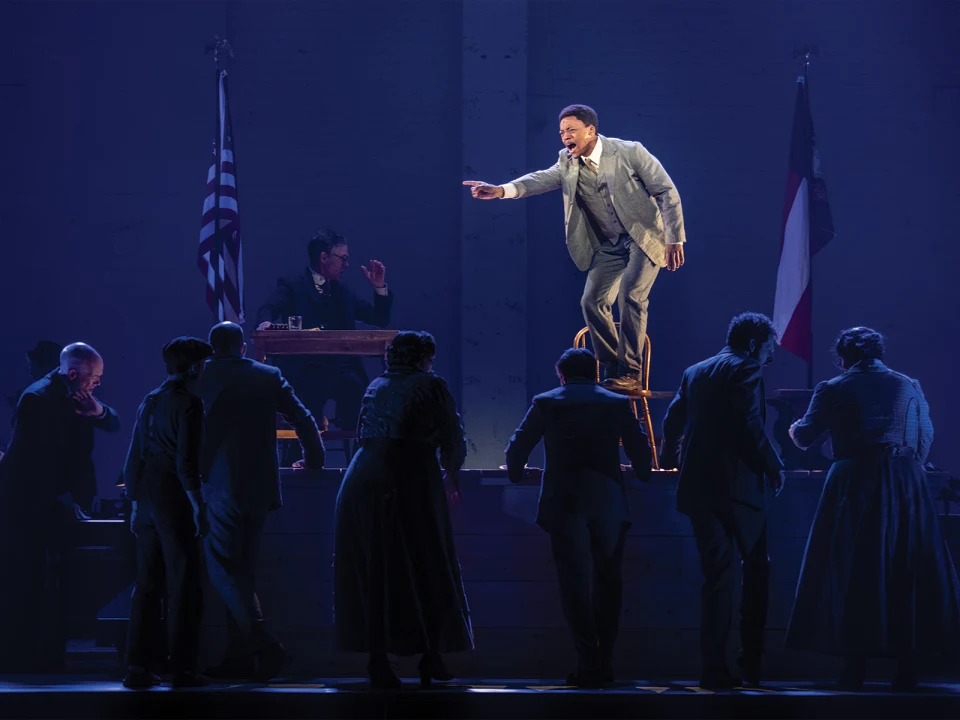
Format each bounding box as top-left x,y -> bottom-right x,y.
0,342 -> 120,672
198,322 -> 324,681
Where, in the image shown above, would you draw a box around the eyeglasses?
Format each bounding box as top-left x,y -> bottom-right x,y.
330,252 -> 349,264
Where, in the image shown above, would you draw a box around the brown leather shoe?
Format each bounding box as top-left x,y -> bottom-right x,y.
602,374 -> 643,392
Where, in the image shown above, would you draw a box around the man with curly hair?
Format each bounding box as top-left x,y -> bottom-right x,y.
661,312 -> 785,689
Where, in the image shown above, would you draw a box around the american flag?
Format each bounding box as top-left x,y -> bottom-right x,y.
198,69 -> 244,323
773,73 -> 834,380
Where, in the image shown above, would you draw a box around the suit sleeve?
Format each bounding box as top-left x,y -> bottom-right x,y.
256,277 -> 295,325
90,403 -> 120,433
788,380 -> 832,451
354,288 -> 394,328
619,398 -> 651,481
914,380 -> 934,463
627,141 -> 685,245
511,159 -> 563,198
734,364 -> 783,476
175,396 -> 205,493
122,401 -> 146,501
660,373 -> 688,469
434,377 -> 466,474
274,368 -> 325,469
505,400 -> 545,484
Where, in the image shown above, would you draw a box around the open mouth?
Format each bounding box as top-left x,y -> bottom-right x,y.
565,142 -> 577,154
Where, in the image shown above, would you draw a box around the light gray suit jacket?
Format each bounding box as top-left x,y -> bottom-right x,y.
507,135 -> 685,271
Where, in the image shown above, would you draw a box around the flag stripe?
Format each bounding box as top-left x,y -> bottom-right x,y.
773,76 -> 833,366
197,70 -> 244,324
774,177 -> 811,360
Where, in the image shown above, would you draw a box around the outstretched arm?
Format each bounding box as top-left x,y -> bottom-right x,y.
464,159 -> 563,200
275,369 -> 325,469
788,381 -> 832,451
660,374 -> 688,470
505,400 -> 545,484
619,399 -> 651,481
256,277 -> 295,328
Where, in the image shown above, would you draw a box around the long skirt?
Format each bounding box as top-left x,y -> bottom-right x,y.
785,448 -> 960,656
333,438 -> 474,656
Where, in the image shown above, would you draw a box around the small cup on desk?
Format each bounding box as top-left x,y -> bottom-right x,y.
288,316 -> 303,331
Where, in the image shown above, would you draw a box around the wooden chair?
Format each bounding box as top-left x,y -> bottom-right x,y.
573,326 -> 660,470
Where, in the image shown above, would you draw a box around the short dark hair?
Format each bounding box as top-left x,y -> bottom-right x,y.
208,321 -> 244,356
555,348 -> 597,382
307,229 -> 347,266
726,312 -> 777,352
162,336 -> 213,375
559,104 -> 598,130
385,331 -> 436,369
834,326 -> 885,368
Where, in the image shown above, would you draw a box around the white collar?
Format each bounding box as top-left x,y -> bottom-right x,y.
310,267 -> 326,286
583,136 -> 603,167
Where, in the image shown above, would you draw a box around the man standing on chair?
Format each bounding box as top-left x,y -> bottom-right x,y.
464,104 -> 685,392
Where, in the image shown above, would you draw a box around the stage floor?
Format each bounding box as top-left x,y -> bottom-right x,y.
1,675 -> 959,719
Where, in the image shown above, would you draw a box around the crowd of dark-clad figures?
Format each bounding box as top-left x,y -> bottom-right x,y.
1,315 -> 958,692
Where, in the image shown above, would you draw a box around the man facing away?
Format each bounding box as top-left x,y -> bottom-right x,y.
464,104 -> 685,392
660,312 -> 786,689
256,229 -> 393,439
505,348 -> 651,687
198,321 -> 325,681
0,342 -> 120,672
122,337 -> 213,689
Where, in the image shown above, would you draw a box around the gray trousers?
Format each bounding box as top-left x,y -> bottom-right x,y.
580,234 -> 660,376
205,501 -> 278,660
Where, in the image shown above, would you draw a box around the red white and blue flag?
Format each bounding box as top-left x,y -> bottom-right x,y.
773,74 -> 834,364
198,70 -> 245,323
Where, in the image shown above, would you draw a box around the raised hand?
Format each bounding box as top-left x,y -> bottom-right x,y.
463,181 -> 504,200
72,390 -> 104,417
361,260 -> 387,288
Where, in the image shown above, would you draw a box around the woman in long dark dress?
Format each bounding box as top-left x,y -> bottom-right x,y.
333,331 -> 474,689
785,327 -> 960,690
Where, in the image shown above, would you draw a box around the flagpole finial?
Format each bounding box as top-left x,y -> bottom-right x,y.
205,35 -> 234,72
792,44 -> 819,81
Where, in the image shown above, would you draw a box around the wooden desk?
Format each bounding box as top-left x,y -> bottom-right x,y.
250,329 -> 398,363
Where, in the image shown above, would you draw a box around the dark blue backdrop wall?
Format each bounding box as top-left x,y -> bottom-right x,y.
1,0 -> 957,495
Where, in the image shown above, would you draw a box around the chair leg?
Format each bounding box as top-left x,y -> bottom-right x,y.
640,397 -> 659,470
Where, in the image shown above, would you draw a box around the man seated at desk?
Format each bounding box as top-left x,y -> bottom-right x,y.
256,229 -> 394,436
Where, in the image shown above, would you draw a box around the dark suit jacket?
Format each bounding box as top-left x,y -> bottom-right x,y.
122,379 -> 204,503
662,347 -> 783,516
505,380 -> 651,532
256,267 -> 393,331
0,370 -> 120,510
197,356 -> 325,513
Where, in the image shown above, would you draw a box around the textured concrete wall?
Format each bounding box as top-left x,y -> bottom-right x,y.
460,0 -> 529,467
1,0 -> 958,483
